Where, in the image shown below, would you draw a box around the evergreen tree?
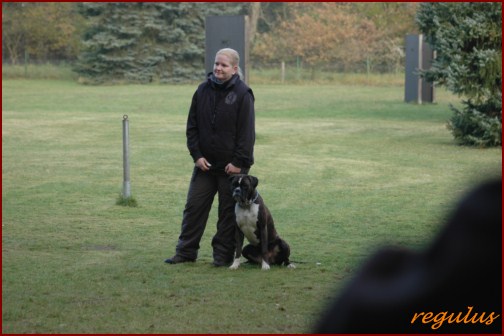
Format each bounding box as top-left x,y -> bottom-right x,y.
416,2 -> 502,147
74,3 -> 245,84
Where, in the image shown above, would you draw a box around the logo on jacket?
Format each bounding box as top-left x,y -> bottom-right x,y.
225,92 -> 237,105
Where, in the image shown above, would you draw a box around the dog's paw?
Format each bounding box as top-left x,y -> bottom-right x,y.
261,260 -> 270,270
229,259 -> 241,270
287,263 -> 296,269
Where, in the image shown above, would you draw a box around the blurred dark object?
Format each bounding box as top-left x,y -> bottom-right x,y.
314,178 -> 502,334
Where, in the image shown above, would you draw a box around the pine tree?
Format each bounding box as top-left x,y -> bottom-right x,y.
74,3 -> 245,84
416,2 -> 502,147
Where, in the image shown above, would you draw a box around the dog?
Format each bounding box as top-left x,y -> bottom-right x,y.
228,174 -> 295,270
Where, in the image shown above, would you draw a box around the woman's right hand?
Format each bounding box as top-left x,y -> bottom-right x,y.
195,157 -> 212,171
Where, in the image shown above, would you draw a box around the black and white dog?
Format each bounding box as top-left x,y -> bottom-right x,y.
229,175 -> 295,270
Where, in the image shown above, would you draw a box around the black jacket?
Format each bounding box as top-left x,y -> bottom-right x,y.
186,73 -> 255,171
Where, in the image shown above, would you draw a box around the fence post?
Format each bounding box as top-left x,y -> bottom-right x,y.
281,61 -> 285,84
122,115 -> 131,198
24,50 -> 29,77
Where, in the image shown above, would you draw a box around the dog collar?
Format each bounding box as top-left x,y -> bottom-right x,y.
251,191 -> 259,203
242,191 -> 260,206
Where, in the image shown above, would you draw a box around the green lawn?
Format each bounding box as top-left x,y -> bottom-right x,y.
2,79 -> 501,333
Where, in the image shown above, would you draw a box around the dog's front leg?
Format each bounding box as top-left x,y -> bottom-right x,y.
229,228 -> 244,270
260,229 -> 270,271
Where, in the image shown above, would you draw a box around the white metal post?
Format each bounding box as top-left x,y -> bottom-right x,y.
122,115 -> 131,198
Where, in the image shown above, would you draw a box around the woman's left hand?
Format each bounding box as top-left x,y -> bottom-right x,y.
225,163 -> 241,175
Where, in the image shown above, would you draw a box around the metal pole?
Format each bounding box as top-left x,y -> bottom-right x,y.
122,115 -> 131,198
24,50 -> 28,78
281,61 -> 285,84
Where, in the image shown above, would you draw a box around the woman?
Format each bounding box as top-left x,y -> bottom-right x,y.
165,48 -> 255,266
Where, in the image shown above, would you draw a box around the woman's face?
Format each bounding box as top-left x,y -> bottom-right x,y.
213,53 -> 237,82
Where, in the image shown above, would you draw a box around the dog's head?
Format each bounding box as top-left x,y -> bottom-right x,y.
229,174 -> 259,205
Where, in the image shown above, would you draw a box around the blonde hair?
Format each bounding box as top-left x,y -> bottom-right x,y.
216,48 -> 243,79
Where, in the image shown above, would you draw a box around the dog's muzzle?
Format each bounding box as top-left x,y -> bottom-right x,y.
232,188 -> 242,202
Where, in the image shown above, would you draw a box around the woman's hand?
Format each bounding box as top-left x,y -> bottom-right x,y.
195,157 -> 212,171
225,163 -> 241,175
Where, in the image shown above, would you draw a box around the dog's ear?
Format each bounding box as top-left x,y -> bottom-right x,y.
229,175 -> 236,183
251,176 -> 259,188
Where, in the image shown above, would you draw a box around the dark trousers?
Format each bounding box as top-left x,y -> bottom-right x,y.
175,167 -> 242,263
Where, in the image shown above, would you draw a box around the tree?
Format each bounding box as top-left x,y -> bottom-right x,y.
74,3 -> 247,84
417,2 -> 502,147
251,2 -> 419,74
2,3 -> 25,64
248,2 -> 261,45
75,3 -> 203,83
2,2 -> 83,64
346,3 -> 419,73
253,3 -> 366,77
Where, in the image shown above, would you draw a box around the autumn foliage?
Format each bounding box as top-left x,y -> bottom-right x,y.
252,3 -> 418,74
3,3 -> 419,80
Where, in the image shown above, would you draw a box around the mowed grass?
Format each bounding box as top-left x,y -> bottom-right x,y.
2,79 -> 501,333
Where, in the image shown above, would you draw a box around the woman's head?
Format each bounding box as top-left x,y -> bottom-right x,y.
213,48 -> 242,82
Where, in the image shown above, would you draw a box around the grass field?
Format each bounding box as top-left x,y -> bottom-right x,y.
2,79 -> 501,333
